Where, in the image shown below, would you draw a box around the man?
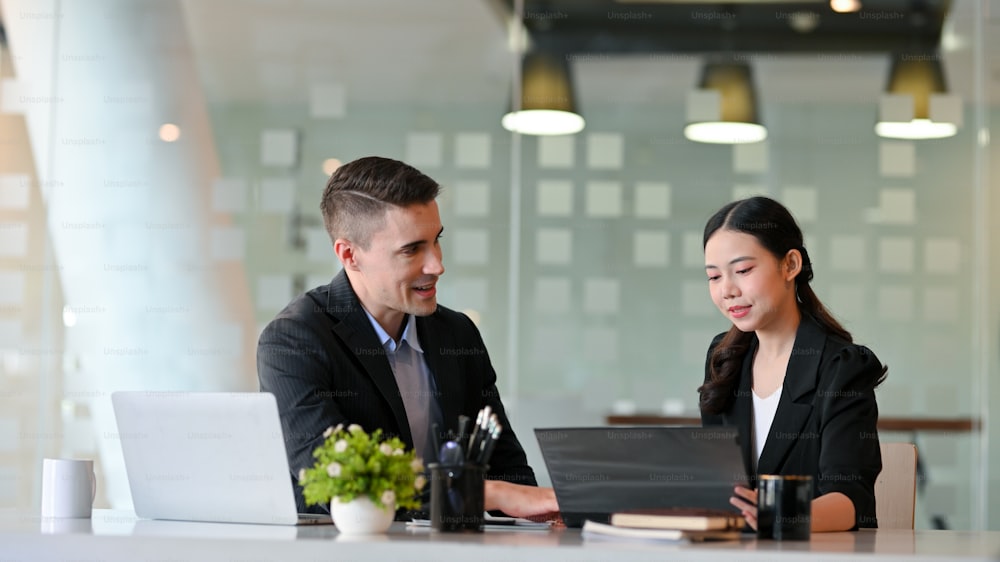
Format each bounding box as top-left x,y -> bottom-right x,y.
258,156 -> 557,518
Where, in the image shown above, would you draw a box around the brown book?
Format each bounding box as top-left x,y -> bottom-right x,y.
610,508 -> 744,531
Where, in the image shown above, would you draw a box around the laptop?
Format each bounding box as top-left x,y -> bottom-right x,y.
534,426 -> 749,528
111,391 -> 331,526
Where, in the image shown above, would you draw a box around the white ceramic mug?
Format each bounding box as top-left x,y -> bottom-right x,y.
41,458 -> 96,518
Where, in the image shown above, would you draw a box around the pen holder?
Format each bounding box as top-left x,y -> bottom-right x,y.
757,475 -> 812,541
428,462 -> 487,533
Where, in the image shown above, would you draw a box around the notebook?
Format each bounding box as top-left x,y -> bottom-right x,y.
111,391 -> 331,526
610,507 -> 744,531
581,520 -> 742,543
534,426 -> 749,528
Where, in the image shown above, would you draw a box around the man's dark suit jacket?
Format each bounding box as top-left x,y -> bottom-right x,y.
701,314 -> 883,529
258,271 -> 537,513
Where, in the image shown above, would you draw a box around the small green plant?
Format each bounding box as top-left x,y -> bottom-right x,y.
298,424 -> 425,511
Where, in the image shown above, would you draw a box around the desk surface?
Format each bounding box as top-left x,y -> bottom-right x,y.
3,510 -> 999,562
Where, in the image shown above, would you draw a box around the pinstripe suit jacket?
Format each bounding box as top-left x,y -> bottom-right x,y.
258,270 -> 537,513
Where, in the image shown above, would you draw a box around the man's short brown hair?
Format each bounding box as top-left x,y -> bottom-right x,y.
320,156 -> 441,249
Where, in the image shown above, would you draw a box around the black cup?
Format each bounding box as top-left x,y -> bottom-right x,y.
757,475 -> 812,540
428,462 -> 487,532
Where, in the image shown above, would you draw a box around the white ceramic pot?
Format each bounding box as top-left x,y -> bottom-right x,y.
331,496 -> 394,535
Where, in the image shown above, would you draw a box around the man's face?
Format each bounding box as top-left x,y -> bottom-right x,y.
347,201 -> 445,331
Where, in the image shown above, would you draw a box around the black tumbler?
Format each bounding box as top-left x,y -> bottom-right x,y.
428,462 -> 487,532
757,474 -> 812,540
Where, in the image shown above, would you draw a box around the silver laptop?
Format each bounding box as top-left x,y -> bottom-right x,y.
111,391 -> 331,526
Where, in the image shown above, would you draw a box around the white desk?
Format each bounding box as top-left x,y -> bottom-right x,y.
2,510 -> 999,562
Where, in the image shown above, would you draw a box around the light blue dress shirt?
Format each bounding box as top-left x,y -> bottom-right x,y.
363,310 -> 443,463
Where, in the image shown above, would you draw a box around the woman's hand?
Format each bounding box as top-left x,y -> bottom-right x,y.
730,485 -> 758,530
730,487 -> 857,533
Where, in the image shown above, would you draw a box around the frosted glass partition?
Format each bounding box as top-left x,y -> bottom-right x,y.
0,0 -> 994,531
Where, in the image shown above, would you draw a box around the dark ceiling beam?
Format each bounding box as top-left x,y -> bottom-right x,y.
496,0 -> 949,55
531,28 -> 944,55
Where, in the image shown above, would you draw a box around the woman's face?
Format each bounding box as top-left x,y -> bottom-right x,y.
704,229 -> 799,333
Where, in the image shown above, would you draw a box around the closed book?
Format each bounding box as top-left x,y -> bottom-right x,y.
582,520 -> 741,543
610,508 -> 744,531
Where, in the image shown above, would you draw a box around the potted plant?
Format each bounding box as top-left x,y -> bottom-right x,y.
299,424 -> 426,535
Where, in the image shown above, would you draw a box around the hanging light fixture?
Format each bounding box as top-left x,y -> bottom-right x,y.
875,52 -> 957,140
502,51 -> 585,136
684,62 -> 768,144
829,0 -> 862,13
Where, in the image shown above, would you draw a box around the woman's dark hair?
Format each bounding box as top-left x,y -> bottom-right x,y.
698,196 -> 885,414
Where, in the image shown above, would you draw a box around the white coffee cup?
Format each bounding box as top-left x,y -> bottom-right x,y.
41,458 -> 96,518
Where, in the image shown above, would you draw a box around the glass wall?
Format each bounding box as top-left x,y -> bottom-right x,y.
0,0 -> 995,530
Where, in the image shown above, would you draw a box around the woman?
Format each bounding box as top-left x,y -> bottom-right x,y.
700,196 -> 886,532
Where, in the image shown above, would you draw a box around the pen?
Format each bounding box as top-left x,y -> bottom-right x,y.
468,406 -> 492,462
482,413 -> 498,455
467,409 -> 485,455
431,422 -> 442,462
476,423 -> 503,466
480,406 -> 492,431
473,414 -> 498,464
456,415 -> 471,452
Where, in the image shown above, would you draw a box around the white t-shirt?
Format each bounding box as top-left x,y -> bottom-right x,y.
751,386 -> 783,471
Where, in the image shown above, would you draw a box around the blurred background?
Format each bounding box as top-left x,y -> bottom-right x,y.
0,0 -> 996,530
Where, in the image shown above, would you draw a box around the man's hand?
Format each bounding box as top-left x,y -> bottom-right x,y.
483,480 -> 559,518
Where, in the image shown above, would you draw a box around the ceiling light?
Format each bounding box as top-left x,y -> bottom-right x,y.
830,0 -> 862,13
159,123 -> 181,142
502,51 -> 585,136
875,119 -> 956,140
62,306 -> 77,328
940,20 -> 968,53
788,11 -> 820,33
684,62 -> 767,144
322,158 -> 342,175
876,53 -> 958,140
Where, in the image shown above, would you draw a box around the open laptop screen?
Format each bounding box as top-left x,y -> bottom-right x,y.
534,426 -> 748,528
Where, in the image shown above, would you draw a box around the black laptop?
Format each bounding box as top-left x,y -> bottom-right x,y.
534,426 -> 749,528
